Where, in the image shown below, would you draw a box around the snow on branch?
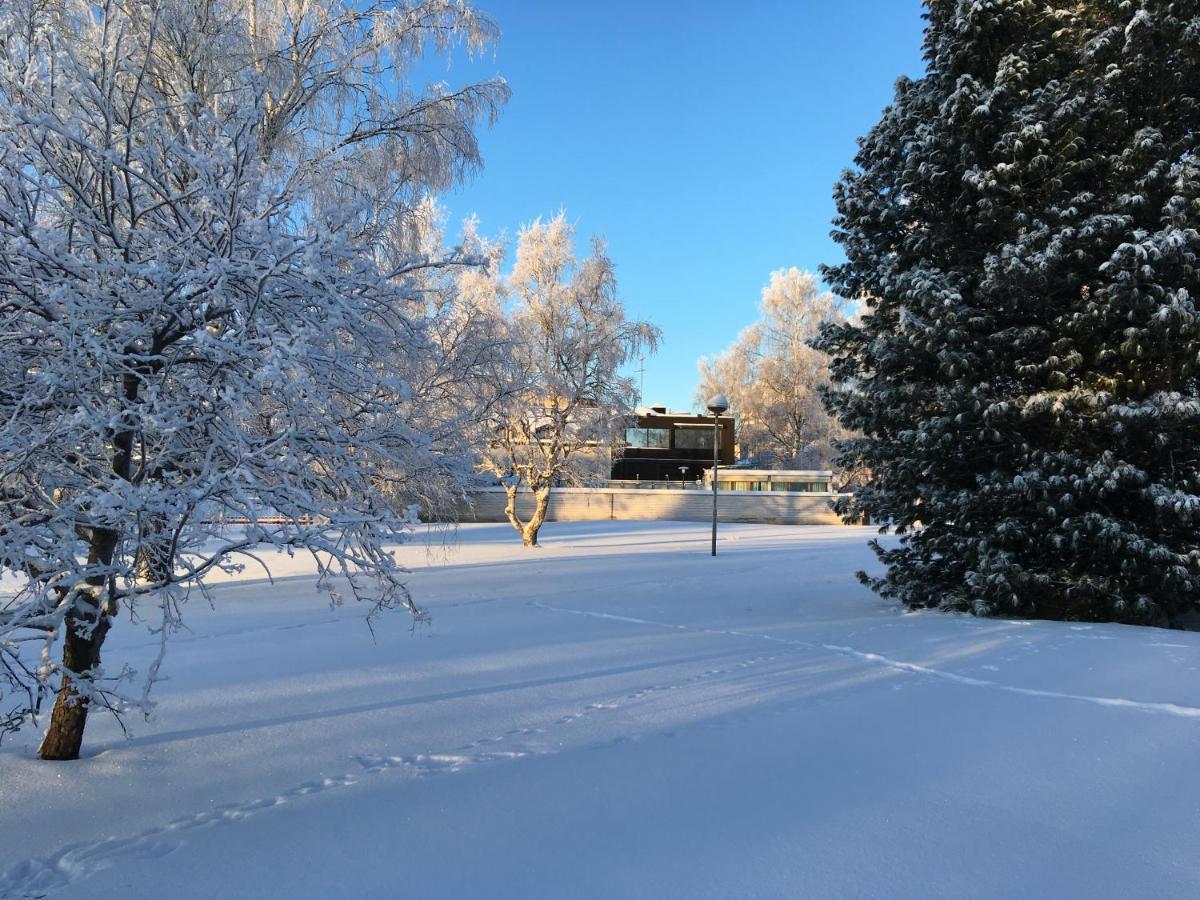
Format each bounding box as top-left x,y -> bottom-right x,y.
0,0 -> 508,752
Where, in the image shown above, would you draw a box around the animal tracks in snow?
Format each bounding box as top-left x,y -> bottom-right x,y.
12,593 -> 1194,899
0,637 -> 785,899
0,774 -> 362,899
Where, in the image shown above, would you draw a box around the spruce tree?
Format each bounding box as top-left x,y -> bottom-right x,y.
817,1 -> 1200,625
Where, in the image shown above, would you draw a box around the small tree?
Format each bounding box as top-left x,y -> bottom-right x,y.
697,269 -> 845,468
483,214 -> 660,546
0,0 -> 507,759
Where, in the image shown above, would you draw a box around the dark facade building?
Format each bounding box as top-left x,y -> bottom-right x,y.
611,406 -> 735,482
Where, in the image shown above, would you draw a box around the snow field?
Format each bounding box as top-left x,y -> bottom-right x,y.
1,522 -> 1199,898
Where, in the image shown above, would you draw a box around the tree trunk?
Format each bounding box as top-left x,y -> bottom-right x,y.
40,371 -> 135,760
522,487 -> 551,547
38,587 -> 114,760
503,485 -> 525,538
503,484 -> 551,547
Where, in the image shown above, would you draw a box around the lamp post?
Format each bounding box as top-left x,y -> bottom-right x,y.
706,394 -> 728,556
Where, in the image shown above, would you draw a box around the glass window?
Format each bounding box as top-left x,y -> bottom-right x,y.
722,480 -> 773,491
673,428 -> 714,450
765,481 -> 830,492
626,427 -> 670,449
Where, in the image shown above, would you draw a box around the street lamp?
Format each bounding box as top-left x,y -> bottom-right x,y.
706,394 -> 728,556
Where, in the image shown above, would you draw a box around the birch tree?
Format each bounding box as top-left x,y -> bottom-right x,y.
0,0 -> 507,759
482,214 -> 660,546
385,205 -> 513,517
697,269 -> 845,468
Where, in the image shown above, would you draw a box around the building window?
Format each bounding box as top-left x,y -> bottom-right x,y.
673,428 -> 714,450
726,481 -> 766,491
626,427 -> 670,449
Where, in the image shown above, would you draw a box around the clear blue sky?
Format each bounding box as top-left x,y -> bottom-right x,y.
435,0 -> 928,411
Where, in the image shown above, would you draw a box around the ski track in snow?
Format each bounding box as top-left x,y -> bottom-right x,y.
0,640 -> 786,899
9,591 -> 1200,899
528,601 -> 1200,722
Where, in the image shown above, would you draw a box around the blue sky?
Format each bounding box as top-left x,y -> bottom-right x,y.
435,1 -> 928,411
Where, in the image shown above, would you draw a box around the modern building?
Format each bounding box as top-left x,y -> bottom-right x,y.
611,405 -> 735,482
710,468 -> 833,493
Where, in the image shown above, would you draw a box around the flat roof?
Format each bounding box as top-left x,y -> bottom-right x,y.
717,469 -> 833,478
634,409 -> 731,420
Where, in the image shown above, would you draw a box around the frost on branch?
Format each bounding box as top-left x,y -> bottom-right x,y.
0,0 -> 508,757
696,268 -> 850,470
480,214 -> 661,547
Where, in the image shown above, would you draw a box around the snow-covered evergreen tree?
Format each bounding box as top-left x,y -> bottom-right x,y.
817,1 -> 1200,625
0,0 -> 507,758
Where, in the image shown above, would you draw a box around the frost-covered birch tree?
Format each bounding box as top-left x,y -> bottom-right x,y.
0,0 -> 507,759
816,1 -> 1200,625
482,214 -> 660,547
371,201 -> 514,518
697,269 -> 845,468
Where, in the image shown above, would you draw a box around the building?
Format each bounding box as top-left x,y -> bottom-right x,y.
611,405 -> 735,482
710,468 -> 833,493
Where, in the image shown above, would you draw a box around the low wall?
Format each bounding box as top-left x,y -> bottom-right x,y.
457,487 -> 842,526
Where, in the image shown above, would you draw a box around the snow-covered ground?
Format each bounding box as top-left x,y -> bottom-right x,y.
2,521 -> 1199,899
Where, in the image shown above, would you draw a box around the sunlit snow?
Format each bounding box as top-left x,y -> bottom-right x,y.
2,522 -> 1198,898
